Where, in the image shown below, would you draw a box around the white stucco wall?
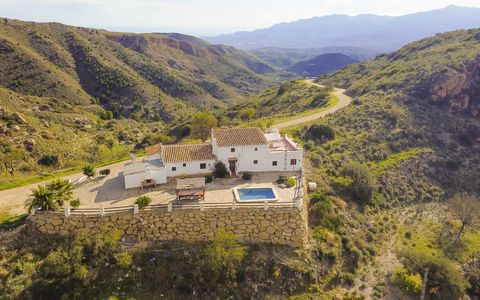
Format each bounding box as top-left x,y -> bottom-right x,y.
214,144 -> 303,173
165,160 -> 216,177
124,169 -> 167,189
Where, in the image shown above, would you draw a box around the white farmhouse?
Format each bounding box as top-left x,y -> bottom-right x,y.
123,127 -> 303,189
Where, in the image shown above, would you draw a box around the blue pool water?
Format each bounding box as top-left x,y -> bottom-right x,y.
237,188 -> 276,201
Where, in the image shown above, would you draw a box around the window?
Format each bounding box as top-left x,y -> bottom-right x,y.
200,163 -> 206,169
231,148 -> 235,152
183,163 -> 186,167
172,167 -> 176,171
272,161 -> 277,166
253,160 -> 258,164
290,159 -> 297,165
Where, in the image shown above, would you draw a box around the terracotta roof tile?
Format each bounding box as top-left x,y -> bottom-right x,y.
145,143 -> 161,156
212,127 -> 267,147
162,143 -> 216,163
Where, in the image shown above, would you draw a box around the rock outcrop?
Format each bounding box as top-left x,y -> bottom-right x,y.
419,59 -> 480,117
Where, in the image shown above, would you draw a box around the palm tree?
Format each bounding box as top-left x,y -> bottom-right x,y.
25,179 -> 74,213
46,179 -> 74,207
25,185 -> 60,213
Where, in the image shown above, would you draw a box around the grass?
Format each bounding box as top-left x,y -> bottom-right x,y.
0,211 -> 28,231
370,147 -> 433,176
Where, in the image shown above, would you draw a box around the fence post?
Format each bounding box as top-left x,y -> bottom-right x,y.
168,201 -> 172,212
232,199 -> 236,210
133,204 -> 139,214
200,202 -> 204,211
264,200 -> 268,211
100,206 -> 105,216
64,207 -> 70,217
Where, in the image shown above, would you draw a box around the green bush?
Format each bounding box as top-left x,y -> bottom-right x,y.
37,154 -> 61,168
341,161 -> 375,204
82,165 -> 95,179
135,196 -> 152,207
392,267 -> 422,295
213,161 -> 228,178
285,177 -> 296,188
242,172 -> 253,180
70,199 -> 80,208
204,229 -> 246,280
99,169 -> 110,176
276,175 -> 287,184
307,124 -> 335,142
205,174 -> 213,183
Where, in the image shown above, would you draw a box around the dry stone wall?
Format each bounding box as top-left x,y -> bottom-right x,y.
28,206 -> 307,246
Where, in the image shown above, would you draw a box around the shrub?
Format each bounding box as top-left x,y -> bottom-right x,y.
307,124 -> 335,142
238,108 -> 256,121
82,165 -> 95,179
213,161 -> 228,178
114,251 -> 132,268
204,229 -> 246,280
99,110 -> 113,120
135,196 -> 152,207
341,161 -> 375,204
205,174 -> 213,183
285,177 -> 296,188
392,267 -> 422,295
276,175 -> 288,184
37,154 -> 61,168
99,169 -> 110,176
70,199 -> 80,208
242,172 -> 253,180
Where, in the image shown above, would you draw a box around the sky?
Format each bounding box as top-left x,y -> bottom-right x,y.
1,0 -> 480,36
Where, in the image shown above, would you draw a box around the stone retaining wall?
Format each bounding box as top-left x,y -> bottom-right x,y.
28,206 -> 307,246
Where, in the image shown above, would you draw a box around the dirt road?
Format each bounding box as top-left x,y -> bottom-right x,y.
271,79 -> 351,129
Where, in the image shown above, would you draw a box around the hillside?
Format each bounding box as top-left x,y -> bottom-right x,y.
312,28 -> 480,203
289,53 -> 358,77
206,5 -> 480,51
0,18 -> 276,120
0,18 -> 278,186
251,47 -> 378,69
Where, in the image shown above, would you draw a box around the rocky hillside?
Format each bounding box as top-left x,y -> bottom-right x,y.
309,28 -> 480,206
0,18 -> 276,122
319,29 -> 480,118
289,53 -> 358,77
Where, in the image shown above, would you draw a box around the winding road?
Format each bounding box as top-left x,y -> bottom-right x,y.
272,79 -> 352,129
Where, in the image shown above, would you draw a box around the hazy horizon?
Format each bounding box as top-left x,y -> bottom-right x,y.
1,1 -> 480,36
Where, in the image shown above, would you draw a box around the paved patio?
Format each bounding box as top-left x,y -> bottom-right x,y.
72,170 -> 300,208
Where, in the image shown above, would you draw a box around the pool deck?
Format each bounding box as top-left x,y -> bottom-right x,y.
71,171 -> 300,208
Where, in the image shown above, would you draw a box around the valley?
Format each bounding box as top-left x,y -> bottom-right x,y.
1,6 -> 480,300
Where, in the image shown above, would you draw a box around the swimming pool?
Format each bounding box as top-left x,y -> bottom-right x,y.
234,187 -> 279,202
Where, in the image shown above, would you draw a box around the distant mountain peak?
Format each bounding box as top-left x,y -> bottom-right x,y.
205,5 -> 480,52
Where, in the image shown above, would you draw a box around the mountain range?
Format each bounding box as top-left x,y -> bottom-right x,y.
206,5 -> 480,52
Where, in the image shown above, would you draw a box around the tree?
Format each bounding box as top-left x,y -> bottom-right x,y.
46,179 -> 74,207
238,107 -> 255,121
213,161 -> 228,178
307,124 -> 335,142
82,165 -> 95,179
204,230 -> 245,279
25,179 -> 74,212
25,185 -> 58,212
341,161 -> 375,204
191,112 -> 217,142
448,193 -> 480,243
